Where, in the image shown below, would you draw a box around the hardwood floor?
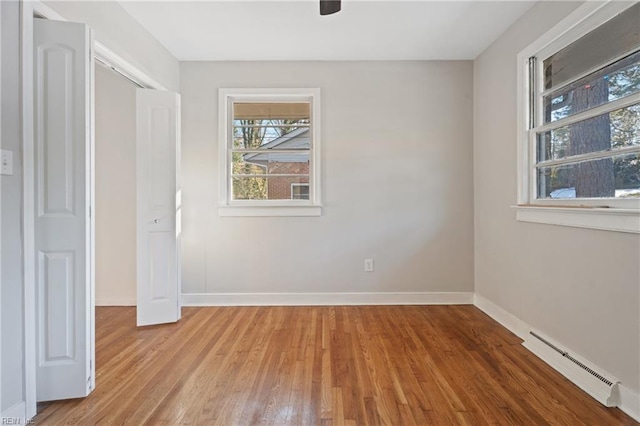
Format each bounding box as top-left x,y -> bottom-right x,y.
35,306 -> 636,425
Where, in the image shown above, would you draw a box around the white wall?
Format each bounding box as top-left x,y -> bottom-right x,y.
94,66 -> 137,305
474,0 -> 640,394
1,0 -> 25,414
44,1 -> 179,92
180,61 -> 474,297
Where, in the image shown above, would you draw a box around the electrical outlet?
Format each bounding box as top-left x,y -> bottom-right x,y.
364,258 -> 374,272
1,150 -> 13,176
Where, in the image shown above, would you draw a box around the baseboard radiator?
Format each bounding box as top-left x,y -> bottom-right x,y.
523,330 -> 620,407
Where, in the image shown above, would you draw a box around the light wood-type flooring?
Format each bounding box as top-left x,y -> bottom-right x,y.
35,306 -> 637,425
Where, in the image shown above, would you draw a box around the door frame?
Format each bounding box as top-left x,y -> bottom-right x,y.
21,1 -> 166,418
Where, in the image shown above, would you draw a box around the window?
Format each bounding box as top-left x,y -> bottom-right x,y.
516,2 -> 640,233
218,89 -> 321,216
291,183 -> 310,200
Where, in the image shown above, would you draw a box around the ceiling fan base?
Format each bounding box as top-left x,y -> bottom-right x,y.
320,0 -> 341,16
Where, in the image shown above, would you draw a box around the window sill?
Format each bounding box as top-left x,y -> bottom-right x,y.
513,205 -> 639,234
218,204 -> 322,217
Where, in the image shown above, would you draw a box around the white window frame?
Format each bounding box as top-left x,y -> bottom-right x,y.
515,1 -> 640,233
217,88 -> 322,217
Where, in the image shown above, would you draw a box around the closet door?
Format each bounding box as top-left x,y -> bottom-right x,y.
34,18 -> 94,401
136,89 -> 181,326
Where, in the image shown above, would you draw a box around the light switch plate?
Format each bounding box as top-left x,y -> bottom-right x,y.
1,150 -> 14,176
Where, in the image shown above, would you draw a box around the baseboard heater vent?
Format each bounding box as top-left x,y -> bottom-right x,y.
529,332 -> 614,386
523,330 -> 620,407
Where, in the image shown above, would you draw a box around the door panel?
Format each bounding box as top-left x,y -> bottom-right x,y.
136,89 -> 181,326
39,251 -> 74,362
34,18 -> 93,402
38,46 -> 75,216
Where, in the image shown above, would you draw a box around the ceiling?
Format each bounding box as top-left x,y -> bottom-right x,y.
118,1 -> 535,61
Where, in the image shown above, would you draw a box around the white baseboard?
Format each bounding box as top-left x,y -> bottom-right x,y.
2,401 -> 26,421
181,291 -> 474,307
619,384 -> 640,422
95,298 -> 136,306
523,330 -> 619,407
473,294 -> 639,421
473,293 -> 529,339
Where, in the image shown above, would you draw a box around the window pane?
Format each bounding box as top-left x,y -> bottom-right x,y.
232,177 -> 267,200
233,152 -> 310,176
536,152 -> 640,199
232,102 -> 311,150
231,152 -> 266,175
291,184 -> 310,200
543,3 -> 640,90
232,124 -> 311,149
232,176 -> 310,200
269,177 -> 309,200
537,103 -> 640,162
543,50 -> 640,123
